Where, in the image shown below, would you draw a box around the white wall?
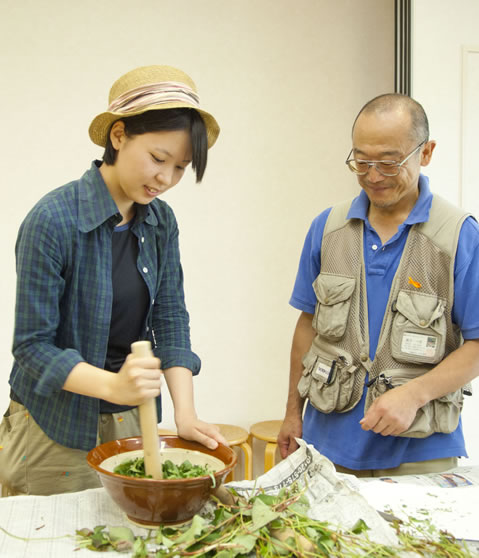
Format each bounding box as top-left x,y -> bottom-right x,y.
0,0 -> 394,468
412,0 -> 479,465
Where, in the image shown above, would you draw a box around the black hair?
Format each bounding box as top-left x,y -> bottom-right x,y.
103,108 -> 208,182
352,93 -> 429,144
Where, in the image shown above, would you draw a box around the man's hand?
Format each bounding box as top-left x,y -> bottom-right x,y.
277,311 -> 314,459
360,384 -> 421,436
277,414 -> 303,458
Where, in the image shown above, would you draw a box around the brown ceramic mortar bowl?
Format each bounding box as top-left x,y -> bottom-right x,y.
86,435 -> 237,526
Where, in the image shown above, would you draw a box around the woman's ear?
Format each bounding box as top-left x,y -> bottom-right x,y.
109,120 -> 126,150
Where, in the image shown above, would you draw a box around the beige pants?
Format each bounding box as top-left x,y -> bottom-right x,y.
334,456 -> 458,478
0,401 -> 142,496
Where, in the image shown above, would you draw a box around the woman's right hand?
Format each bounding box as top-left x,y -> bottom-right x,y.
107,353 -> 163,406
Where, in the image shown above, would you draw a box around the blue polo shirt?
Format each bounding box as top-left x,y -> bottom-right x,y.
290,175 -> 479,469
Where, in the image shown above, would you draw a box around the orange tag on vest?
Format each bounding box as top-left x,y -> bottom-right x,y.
408,276 -> 422,289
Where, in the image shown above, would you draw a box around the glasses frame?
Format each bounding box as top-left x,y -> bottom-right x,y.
345,140 -> 427,177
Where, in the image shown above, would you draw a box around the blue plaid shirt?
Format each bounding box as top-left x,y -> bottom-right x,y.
9,161 -> 200,451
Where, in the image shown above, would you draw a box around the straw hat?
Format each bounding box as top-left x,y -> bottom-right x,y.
88,65 -> 220,149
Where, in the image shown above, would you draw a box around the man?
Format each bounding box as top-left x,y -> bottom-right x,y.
278,93 -> 479,476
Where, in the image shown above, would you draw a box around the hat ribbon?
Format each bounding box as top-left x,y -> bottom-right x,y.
108,82 -> 200,114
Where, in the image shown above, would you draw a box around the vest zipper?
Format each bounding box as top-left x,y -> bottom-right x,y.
366,373 -> 393,389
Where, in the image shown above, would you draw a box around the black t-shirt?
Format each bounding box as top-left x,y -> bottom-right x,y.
99,222 -> 149,413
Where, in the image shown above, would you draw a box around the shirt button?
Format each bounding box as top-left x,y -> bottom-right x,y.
141,237 -> 145,243
146,326 -> 150,332
360,353 -> 368,362
372,244 -> 378,251
142,267 -> 148,273
420,319 -> 427,326
152,298 -> 155,305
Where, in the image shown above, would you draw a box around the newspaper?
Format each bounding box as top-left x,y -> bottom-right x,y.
227,440 -> 479,552
0,441 -> 477,557
347,465 -> 479,488
226,439 -> 400,548
340,467 -> 479,545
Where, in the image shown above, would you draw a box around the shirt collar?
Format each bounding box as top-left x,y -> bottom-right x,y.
346,174 -> 433,225
78,161 -> 158,232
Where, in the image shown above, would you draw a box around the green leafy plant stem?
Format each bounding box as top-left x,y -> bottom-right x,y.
72,484 -> 478,558
0,525 -> 72,543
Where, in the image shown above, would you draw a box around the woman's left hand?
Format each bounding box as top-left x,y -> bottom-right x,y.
176,418 -> 228,450
163,366 -> 228,449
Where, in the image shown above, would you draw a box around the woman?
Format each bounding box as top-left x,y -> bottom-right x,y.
0,65 -> 226,496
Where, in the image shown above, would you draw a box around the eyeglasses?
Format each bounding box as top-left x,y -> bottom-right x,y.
345,140 -> 426,177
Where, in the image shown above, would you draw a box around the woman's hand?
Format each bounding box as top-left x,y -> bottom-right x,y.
108,353 -> 162,406
163,366 -> 228,450
64,355 -> 162,404
176,417 -> 228,450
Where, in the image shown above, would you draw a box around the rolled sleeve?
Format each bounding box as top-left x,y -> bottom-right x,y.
34,349 -> 85,396
157,347 -> 201,375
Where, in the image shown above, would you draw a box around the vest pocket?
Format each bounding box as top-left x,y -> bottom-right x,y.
298,346 -> 358,413
312,274 -> 355,341
367,368 -> 463,438
403,391 -> 462,438
391,290 -> 447,365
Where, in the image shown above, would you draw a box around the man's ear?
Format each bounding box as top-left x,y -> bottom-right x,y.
420,140 -> 436,167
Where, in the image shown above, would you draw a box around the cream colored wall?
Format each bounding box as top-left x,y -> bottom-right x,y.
0,0 -> 394,469
412,0 -> 479,465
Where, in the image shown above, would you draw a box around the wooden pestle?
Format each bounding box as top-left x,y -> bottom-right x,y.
131,340 -> 163,479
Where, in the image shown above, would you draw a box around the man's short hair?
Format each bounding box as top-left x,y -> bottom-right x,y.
353,93 -> 429,143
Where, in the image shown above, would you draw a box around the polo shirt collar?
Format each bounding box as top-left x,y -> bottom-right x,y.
346,174 -> 433,226
78,161 -> 158,232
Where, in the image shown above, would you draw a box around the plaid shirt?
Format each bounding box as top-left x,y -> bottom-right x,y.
9,161 -> 200,451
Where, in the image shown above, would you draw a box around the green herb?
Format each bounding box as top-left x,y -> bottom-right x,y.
162,459 -> 214,482
113,457 -> 149,478
75,484 -> 479,557
113,457 -> 214,482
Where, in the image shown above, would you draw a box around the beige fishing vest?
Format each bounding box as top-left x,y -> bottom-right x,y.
298,195 -> 472,438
